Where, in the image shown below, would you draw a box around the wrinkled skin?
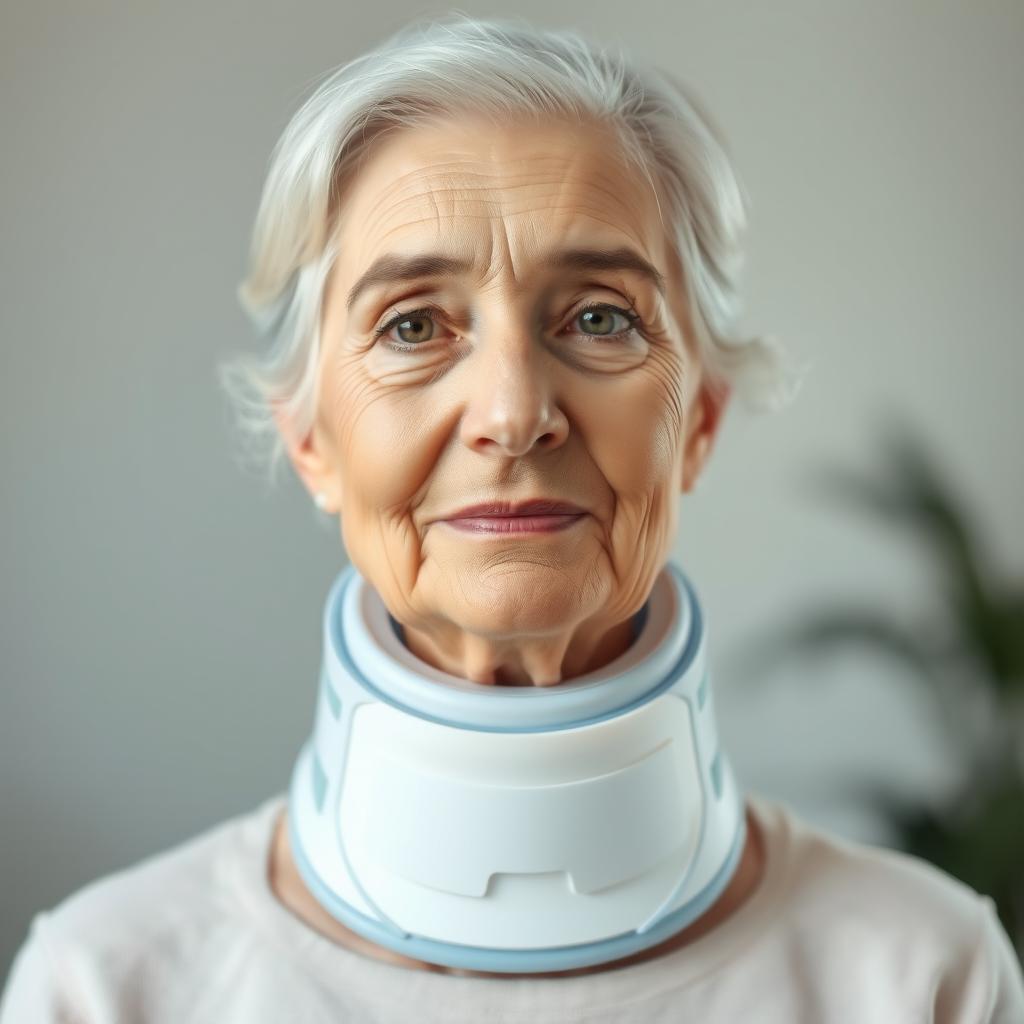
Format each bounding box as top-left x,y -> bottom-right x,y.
270,113 -> 761,980
281,112 -> 730,686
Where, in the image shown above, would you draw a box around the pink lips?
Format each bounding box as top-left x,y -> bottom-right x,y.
443,514 -> 584,535
440,498 -> 587,535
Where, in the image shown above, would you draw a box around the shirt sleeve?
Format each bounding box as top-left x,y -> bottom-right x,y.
977,896 -> 1024,1024
0,913 -> 89,1024
933,894 -> 1024,1024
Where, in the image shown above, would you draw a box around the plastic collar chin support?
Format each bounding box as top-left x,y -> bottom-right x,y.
287,557 -> 747,974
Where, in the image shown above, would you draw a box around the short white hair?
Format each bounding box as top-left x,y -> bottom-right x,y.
221,11 -> 810,485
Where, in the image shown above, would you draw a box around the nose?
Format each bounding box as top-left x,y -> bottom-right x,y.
458,334 -> 569,458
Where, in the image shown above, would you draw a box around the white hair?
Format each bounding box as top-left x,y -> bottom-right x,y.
220,11 -> 810,485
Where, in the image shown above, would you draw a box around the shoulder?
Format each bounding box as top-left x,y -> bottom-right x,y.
3,794 -> 288,1019
1,794 -> 286,1018
752,793 -> 982,926
3,793 -> 288,1019
748,793 -> 1024,1020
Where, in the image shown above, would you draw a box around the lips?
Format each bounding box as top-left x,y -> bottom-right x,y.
442,498 -> 586,520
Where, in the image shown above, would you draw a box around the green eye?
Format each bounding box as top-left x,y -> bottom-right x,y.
573,303 -> 641,340
374,306 -> 442,347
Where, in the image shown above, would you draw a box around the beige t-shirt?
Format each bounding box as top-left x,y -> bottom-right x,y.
2,791 -> 1022,1023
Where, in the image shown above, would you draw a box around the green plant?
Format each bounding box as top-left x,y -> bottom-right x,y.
730,413 -> 1024,955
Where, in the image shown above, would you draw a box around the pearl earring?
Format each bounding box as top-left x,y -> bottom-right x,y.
314,492 -> 330,511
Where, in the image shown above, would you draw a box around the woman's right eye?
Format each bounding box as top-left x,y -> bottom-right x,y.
373,306 -> 444,349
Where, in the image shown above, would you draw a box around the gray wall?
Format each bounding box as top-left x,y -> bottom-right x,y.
2,0 -> 1021,979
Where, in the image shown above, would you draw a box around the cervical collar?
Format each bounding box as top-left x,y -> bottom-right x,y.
287,557 -> 747,974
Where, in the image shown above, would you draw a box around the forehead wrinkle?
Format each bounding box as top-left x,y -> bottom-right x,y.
344,137 -> 666,301
352,132 -> 646,242
347,221 -> 667,315
357,178 -> 572,246
354,156 -> 557,229
357,185 -> 659,277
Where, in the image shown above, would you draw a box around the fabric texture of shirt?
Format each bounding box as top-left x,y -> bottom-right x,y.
2,790 -> 1022,1023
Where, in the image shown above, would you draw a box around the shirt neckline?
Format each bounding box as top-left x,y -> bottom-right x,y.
226,790 -> 799,1017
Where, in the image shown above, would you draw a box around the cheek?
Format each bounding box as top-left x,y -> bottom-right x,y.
323,362 -> 440,514
590,357 -> 686,493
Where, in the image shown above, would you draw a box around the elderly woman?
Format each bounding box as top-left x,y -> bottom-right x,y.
3,13 -> 1022,1024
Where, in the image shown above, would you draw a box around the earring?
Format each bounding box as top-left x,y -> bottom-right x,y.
314,492 -> 331,512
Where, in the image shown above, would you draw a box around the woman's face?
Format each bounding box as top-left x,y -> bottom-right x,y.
285,113 -> 728,686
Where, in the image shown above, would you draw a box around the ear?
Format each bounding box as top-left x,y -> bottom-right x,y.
272,403 -> 343,513
681,378 -> 731,494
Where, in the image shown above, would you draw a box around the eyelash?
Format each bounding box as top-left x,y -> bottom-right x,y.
372,302 -> 643,352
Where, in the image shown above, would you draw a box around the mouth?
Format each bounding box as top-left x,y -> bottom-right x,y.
436,497 -> 588,536
442,497 -> 586,518
440,513 -> 586,535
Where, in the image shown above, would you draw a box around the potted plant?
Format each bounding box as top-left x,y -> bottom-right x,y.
730,413 -> 1024,956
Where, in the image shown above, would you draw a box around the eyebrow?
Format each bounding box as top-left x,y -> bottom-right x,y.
345,246 -> 667,311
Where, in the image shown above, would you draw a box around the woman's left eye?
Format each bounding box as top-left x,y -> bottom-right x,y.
373,302 -> 642,351
570,303 -> 641,340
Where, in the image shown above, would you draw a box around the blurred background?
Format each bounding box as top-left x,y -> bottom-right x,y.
1,0 -> 1021,978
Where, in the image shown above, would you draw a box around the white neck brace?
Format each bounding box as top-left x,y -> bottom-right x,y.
287,557 -> 747,974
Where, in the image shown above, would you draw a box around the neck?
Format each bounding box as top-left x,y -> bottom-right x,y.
399,612 -> 640,686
